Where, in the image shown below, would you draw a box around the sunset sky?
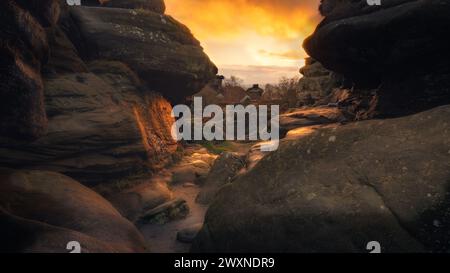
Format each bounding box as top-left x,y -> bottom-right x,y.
165,0 -> 322,85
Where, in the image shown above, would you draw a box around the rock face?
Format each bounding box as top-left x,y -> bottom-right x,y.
68,6 -> 217,103
0,0 -> 218,253
0,0 -> 60,140
0,62 -> 177,185
196,152 -> 246,205
193,105 -> 450,253
44,25 -> 89,74
0,170 -> 148,253
304,0 -> 450,116
103,0 -> 166,14
297,58 -> 344,104
279,107 -> 347,136
0,1 -> 217,185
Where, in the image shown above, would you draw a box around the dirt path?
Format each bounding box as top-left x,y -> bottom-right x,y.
139,183 -> 208,253
135,107 -> 344,253
136,143 -> 252,253
136,145 -> 217,253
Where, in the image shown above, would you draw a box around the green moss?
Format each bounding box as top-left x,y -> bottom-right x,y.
200,141 -> 233,155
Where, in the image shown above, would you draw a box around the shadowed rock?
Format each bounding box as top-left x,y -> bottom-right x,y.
196,152 -> 246,205
305,0 -> 450,116
0,62 -> 177,185
0,170 -> 148,253
67,6 -> 217,103
193,105 -> 450,253
103,0 -> 166,14
0,0 -> 61,139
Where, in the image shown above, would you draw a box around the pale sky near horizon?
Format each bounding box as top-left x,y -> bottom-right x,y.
165,0 -> 322,85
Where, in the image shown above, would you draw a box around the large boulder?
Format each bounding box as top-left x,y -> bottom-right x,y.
193,105 -> 450,253
304,0 -> 450,116
67,6 -> 217,103
0,0 -> 61,139
196,152 -> 246,205
0,61 -> 177,185
306,0 -> 449,80
0,170 -> 148,253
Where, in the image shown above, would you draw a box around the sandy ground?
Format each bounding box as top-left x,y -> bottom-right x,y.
137,142 -> 254,253
139,184 -> 208,253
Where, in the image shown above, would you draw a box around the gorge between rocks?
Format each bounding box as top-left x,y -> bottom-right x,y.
1,0 -> 450,254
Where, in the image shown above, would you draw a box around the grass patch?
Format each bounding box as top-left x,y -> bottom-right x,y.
200,141 -> 233,155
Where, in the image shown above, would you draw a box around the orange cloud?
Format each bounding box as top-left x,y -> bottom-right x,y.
165,0 -> 321,71
258,49 -> 304,60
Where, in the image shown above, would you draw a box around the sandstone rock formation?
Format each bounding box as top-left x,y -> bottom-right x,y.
297,58 -> 343,103
0,0 -> 218,253
0,1 -> 217,185
305,0 -> 450,116
67,6 -> 217,103
103,0 -> 166,14
0,62 -> 177,185
0,170 -> 148,253
0,0 -> 61,140
196,152 -> 246,205
279,106 -> 347,136
193,105 -> 450,253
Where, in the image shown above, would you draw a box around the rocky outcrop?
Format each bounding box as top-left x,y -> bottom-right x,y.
0,0 -> 219,185
194,105 -> 450,253
304,0 -> 450,116
0,170 -> 148,253
297,58 -> 344,103
307,0 -> 450,80
0,61 -> 177,185
0,0 -> 218,253
103,0 -> 166,14
0,0 -> 60,140
67,6 -> 217,103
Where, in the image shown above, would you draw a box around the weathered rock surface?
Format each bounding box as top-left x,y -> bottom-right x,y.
103,0 -> 166,14
177,223 -> 203,244
67,6 -> 217,103
104,178 -> 174,222
280,107 -> 347,135
0,0 -> 60,139
139,198 -> 189,224
304,0 -> 450,116
44,25 -> 88,74
1,1 -> 216,185
0,170 -> 148,253
0,0 -> 219,253
193,105 -> 450,253
196,152 -> 246,205
297,58 -> 343,103
0,62 -> 177,185
306,0 -> 450,82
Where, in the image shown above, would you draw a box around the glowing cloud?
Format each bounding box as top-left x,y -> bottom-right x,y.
165,0 -> 321,66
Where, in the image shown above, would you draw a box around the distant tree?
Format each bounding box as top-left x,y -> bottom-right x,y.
224,75 -> 244,88
277,76 -> 300,93
277,76 -> 300,108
